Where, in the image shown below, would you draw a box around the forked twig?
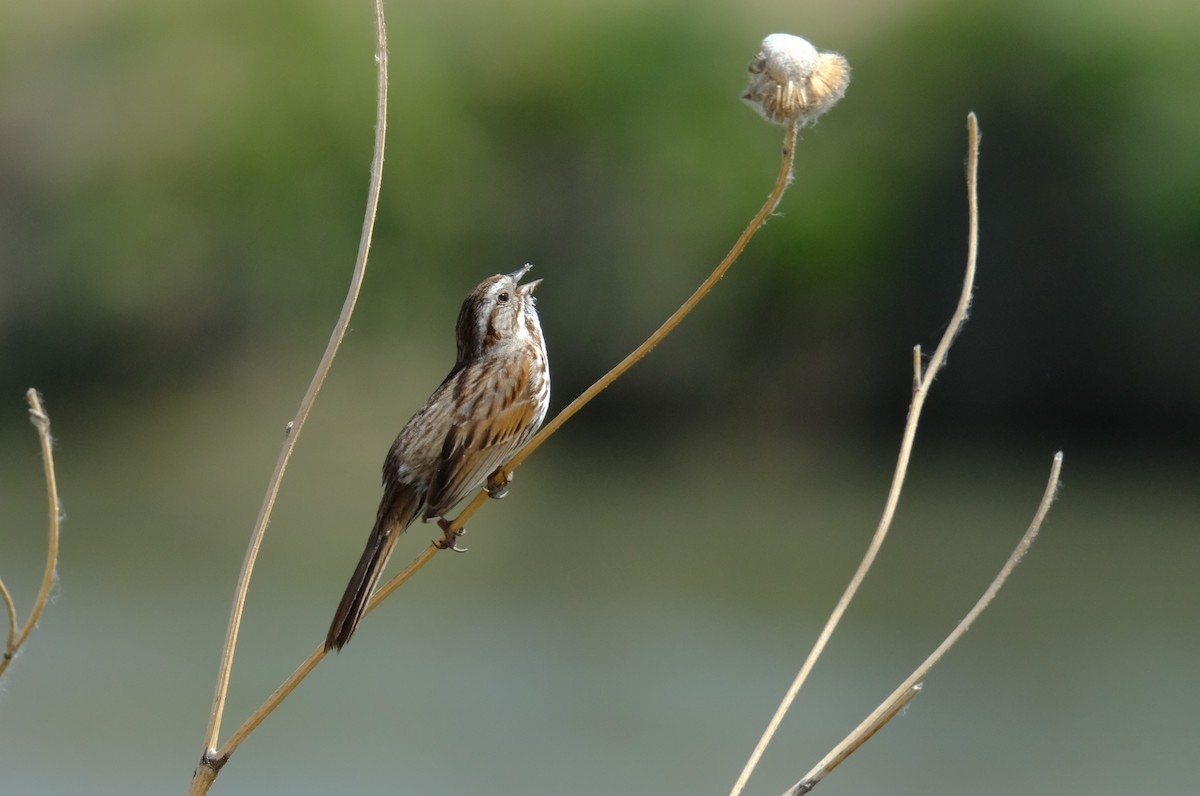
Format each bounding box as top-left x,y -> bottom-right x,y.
786,452 -> 1062,795
728,112 -> 983,796
189,1 -> 388,790
0,389 -> 61,679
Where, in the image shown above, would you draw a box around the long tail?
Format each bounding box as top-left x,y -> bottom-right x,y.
325,488 -> 419,652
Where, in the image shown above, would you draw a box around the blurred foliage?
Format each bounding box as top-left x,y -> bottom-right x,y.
1,0 -> 1197,450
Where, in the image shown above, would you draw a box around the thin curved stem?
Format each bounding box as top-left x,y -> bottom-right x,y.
0,390 -> 61,679
729,112 -> 982,796
192,0 -> 389,779
786,451 -> 1062,796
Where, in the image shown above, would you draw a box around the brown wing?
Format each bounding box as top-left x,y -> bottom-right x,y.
424,362 -> 542,517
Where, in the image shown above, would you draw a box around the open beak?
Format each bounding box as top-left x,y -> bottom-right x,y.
509,263 -> 541,294
507,263 -> 534,282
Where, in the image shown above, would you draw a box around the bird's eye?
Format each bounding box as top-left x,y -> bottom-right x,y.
497,291 -> 510,302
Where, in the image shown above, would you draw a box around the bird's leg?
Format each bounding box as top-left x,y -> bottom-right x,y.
432,516 -> 468,553
486,467 -> 512,500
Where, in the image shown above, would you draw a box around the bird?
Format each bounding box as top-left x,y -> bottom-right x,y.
325,264 -> 550,651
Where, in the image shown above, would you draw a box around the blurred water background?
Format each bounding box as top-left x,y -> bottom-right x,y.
1,0 -> 1197,794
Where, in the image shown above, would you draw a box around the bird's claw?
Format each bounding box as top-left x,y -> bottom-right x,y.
434,517 -> 468,553
486,468 -> 512,499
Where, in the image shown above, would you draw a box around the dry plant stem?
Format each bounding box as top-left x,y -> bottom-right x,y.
728,112 -> 982,796
786,452 -> 1063,796
0,390 -> 60,678
193,0 -> 389,775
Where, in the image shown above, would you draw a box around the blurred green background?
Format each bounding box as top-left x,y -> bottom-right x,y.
2,0 -> 1197,794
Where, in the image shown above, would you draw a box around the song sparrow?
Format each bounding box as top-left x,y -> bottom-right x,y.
325,264 -> 550,651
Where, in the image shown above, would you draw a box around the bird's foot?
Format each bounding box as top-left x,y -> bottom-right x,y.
433,517 -> 468,553
486,468 -> 512,500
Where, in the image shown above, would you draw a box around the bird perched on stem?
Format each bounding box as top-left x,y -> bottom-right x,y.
326,264 -> 549,651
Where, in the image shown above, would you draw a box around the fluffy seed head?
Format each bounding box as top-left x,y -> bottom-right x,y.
742,33 -> 850,127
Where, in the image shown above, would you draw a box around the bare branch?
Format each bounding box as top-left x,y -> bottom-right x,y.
786,451 -> 1062,795
729,111 -> 983,796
